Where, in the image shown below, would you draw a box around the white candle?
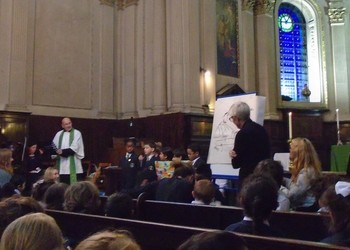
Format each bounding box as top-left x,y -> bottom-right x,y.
288,112 -> 293,140
336,109 -> 340,131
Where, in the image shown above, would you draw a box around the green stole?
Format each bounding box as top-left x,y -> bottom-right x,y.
57,128 -> 77,184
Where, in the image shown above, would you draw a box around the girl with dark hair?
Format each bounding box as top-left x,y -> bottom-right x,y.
320,181 -> 350,247
225,174 -> 283,237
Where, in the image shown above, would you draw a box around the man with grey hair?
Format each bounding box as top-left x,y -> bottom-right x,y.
228,102 -> 270,187
52,117 -> 84,185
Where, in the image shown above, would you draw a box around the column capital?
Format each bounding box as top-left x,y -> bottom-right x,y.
254,0 -> 275,16
99,0 -> 116,7
242,0 -> 255,12
328,7 -> 346,24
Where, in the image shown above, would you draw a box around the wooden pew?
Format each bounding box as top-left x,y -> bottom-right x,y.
136,200 -> 329,241
46,209 -> 347,250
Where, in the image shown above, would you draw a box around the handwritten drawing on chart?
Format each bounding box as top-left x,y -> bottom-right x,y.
207,94 -> 265,165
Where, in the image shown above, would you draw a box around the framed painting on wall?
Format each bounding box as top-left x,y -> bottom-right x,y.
216,0 -> 239,78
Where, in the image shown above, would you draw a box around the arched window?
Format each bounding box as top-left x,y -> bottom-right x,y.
277,0 -> 326,106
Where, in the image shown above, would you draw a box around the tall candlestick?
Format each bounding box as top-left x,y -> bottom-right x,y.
336,109 -> 340,131
288,112 -> 292,140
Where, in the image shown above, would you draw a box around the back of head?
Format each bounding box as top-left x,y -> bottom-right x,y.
254,159 -> 284,187
0,212 -> 64,250
177,231 -> 247,250
64,181 -> 100,214
326,181 -> 350,233
75,230 -> 140,250
161,146 -> 174,160
105,192 -> 133,218
32,180 -> 55,201
193,180 -> 215,205
173,165 -> 194,179
44,183 -> 69,210
240,174 -> 278,224
0,196 -> 44,237
228,102 -> 250,121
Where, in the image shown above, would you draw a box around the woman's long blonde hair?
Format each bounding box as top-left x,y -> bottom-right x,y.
290,137 -> 321,182
0,213 -> 65,250
0,148 -> 13,174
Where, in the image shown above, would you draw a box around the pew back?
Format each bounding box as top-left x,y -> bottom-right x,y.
136,200 -> 329,241
46,209 -> 347,250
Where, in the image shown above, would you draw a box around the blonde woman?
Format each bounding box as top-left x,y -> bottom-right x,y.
0,213 -> 65,250
0,148 -> 13,187
285,137 -> 322,211
44,167 -> 60,183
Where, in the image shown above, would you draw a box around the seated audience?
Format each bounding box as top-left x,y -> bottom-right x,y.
31,179 -> 55,207
195,164 -> 224,205
225,174 -> 282,237
0,196 -> 44,237
320,181 -> 350,246
0,174 -> 26,198
64,181 -> 101,214
159,146 -> 174,161
105,192 -> 133,218
254,159 -> 290,211
0,212 -> 65,250
284,137 -> 322,211
43,167 -> 60,183
75,229 -> 140,250
172,148 -> 187,166
43,182 -> 69,210
177,230 -> 248,250
191,179 -> 216,205
0,148 -> 13,188
23,141 -> 44,194
155,165 -> 194,203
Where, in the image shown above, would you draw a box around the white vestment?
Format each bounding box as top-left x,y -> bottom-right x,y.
53,129 -> 84,175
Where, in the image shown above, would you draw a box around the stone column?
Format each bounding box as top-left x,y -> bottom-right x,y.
241,0 -> 256,93
166,0 -> 203,113
7,0 -> 32,111
115,0 -> 139,118
328,0 -> 349,116
254,0 -> 279,119
151,0 -> 167,114
97,0 -> 115,118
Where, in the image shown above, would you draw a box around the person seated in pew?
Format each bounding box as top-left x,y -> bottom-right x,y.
225,174 -> 283,237
0,196 -> 44,238
172,148 -> 187,166
194,163 -> 225,205
177,230 -> 248,250
159,146 -> 174,161
320,181 -> 350,247
191,179 -> 217,206
254,159 -> 290,211
75,229 -> 140,250
155,165 -> 194,203
63,181 -> 101,215
105,192 -> 133,219
283,138 -> 322,212
0,212 -> 65,250
43,182 -> 69,210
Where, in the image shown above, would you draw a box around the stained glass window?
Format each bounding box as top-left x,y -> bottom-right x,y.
278,3 -> 308,102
